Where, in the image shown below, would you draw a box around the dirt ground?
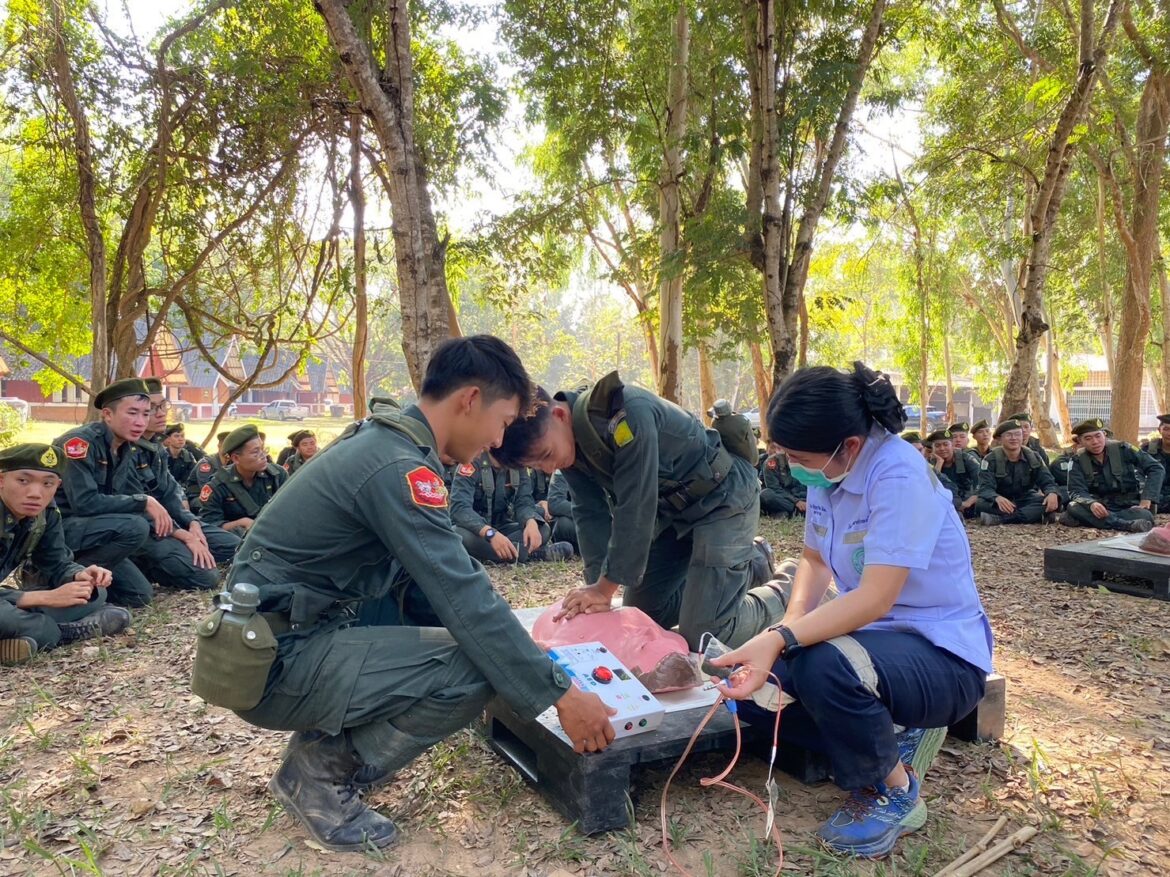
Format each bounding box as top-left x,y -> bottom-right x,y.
2,516 -> 1168,877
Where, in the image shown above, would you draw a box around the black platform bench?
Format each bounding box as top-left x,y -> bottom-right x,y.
483,672 -> 1005,835
1044,538 -> 1170,600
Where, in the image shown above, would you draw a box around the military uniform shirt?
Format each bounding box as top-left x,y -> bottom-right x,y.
0,504 -> 84,599
55,421 -> 195,527
166,447 -> 199,487
937,450 -> 980,502
1067,442 -> 1164,507
977,448 -> 1058,503
547,471 -> 573,519
227,405 -> 570,721
760,452 -> 807,503
450,454 -> 538,533
199,462 -> 288,526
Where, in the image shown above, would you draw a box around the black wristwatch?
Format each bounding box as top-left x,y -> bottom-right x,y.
483,528 -> 497,541
768,624 -> 801,657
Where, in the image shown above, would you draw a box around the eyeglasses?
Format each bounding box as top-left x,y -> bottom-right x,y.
149,402 -> 170,414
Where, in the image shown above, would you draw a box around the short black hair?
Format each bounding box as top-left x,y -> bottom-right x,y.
420,335 -> 532,411
495,386 -> 554,467
768,362 -> 906,453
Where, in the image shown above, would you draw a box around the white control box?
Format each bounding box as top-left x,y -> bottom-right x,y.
535,642 -> 666,744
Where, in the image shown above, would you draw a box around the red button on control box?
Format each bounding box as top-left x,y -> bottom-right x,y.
591,666 -> 613,684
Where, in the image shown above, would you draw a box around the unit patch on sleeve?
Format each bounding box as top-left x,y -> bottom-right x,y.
63,438 -> 90,460
406,466 -> 449,508
199,484 -> 213,503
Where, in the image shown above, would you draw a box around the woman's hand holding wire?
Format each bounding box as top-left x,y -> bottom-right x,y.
708,632 -> 784,700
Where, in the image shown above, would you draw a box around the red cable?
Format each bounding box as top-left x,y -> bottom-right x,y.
659,670 -> 785,877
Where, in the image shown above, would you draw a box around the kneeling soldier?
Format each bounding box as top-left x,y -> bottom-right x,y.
0,444 -> 129,664
926,429 -> 978,517
495,373 -> 785,651
1059,418 -> 1163,532
450,452 -> 572,563
976,419 -> 1060,525
199,425 -> 287,536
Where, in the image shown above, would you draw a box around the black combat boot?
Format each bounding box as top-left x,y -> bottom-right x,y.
268,730 -> 399,852
749,536 -> 776,586
57,606 -> 131,644
530,540 -> 574,562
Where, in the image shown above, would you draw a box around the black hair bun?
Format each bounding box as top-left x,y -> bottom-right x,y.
851,362 -> 906,434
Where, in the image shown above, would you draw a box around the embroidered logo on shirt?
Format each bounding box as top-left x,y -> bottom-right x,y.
406,466 -> 448,508
199,461 -> 212,473
851,547 -> 866,575
64,438 -> 89,460
199,484 -> 213,503
457,463 -> 476,477
612,419 -> 635,448
40,448 -> 58,468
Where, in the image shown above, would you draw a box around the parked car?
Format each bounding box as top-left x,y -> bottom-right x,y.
0,397 -> 30,424
742,407 -> 761,432
261,399 -> 309,421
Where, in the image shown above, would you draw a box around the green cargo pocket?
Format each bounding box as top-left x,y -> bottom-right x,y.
191,609 -> 278,711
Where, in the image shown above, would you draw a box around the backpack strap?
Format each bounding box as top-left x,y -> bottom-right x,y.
216,467 -> 263,518
570,371 -> 625,480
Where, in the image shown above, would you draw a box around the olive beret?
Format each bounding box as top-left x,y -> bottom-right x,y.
0,443 -> 65,476
222,425 -> 261,457
901,430 -> 923,444
994,419 -> 1022,438
163,423 -> 185,436
1071,418 -> 1107,437
93,378 -> 152,410
948,421 -> 970,433
143,378 -> 163,394
971,420 -> 990,432
293,430 -> 315,447
1157,413 -> 1170,425
288,429 -> 308,445
1007,411 -> 1031,423
925,429 -> 952,444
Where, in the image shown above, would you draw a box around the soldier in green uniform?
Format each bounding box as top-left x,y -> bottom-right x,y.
1048,434 -> 1081,507
948,421 -> 971,453
759,441 -> 807,517
1007,412 -> 1045,456
284,430 -> 318,475
975,419 -> 1060,525
494,372 -> 787,651
901,431 -> 927,459
212,336 -> 614,852
708,400 -> 759,463
1145,414 -> 1170,512
926,429 -> 979,517
1059,418 -> 1163,532
448,452 -> 574,563
544,471 -> 578,550
142,378 -> 170,445
187,431 -> 230,510
970,420 -> 993,459
276,430 -> 305,468
161,424 -> 199,488
0,444 -> 131,664
56,379 -> 237,606
198,425 -> 287,536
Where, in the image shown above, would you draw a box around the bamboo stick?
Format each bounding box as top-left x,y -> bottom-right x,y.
946,826 -> 1040,877
933,815 -> 1009,877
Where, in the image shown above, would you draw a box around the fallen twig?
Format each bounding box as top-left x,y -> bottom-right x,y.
945,825 -> 1040,877
934,815 -> 1009,876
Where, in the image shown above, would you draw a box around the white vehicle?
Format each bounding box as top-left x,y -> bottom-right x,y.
261,399 -> 309,421
0,397 -> 30,423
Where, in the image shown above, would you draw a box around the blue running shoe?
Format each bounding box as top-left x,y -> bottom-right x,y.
895,726 -> 947,780
816,768 -> 927,858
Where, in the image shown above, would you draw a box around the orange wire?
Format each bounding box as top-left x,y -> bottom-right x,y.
659,670 -> 785,877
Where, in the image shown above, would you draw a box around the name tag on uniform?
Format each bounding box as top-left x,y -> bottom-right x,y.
812,524 -> 827,537
843,530 -> 866,544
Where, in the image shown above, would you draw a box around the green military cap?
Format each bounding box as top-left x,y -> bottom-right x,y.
901,430 -> 923,444
1007,411 -> 1031,423
1157,413 -> 1170,425
948,421 -> 970,433
288,429 -> 308,445
0,443 -> 66,476
163,423 -> 185,436
216,431 -> 230,443
222,425 -> 261,456
93,378 -> 152,410
1071,418 -> 1107,437
293,429 -> 314,446
144,378 -> 163,394
925,429 -> 952,444
993,419 -> 1022,438
971,419 -> 990,432
708,399 -> 733,418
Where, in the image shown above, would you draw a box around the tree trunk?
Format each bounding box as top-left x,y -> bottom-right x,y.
1109,69 -> 1169,443
48,0 -> 108,408
1096,175 -> 1116,382
314,0 -> 453,390
999,0 -> 1124,415
749,340 -> 771,441
773,0 -> 887,387
942,326 -> 955,423
697,339 -> 717,425
656,0 -> 689,403
350,113 -> 369,419
1047,325 -> 1072,444
1159,247 -> 1170,411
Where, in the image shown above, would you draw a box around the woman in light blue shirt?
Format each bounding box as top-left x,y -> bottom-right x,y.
713,362 -> 993,859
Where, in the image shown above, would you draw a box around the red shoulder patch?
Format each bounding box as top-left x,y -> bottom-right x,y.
64,437 -> 90,460
198,461 -> 212,473
199,484 -> 213,503
406,466 -> 448,508
766,459 -> 778,470
457,463 -> 476,477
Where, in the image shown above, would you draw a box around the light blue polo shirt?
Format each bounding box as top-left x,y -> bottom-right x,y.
803,426 -> 995,673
